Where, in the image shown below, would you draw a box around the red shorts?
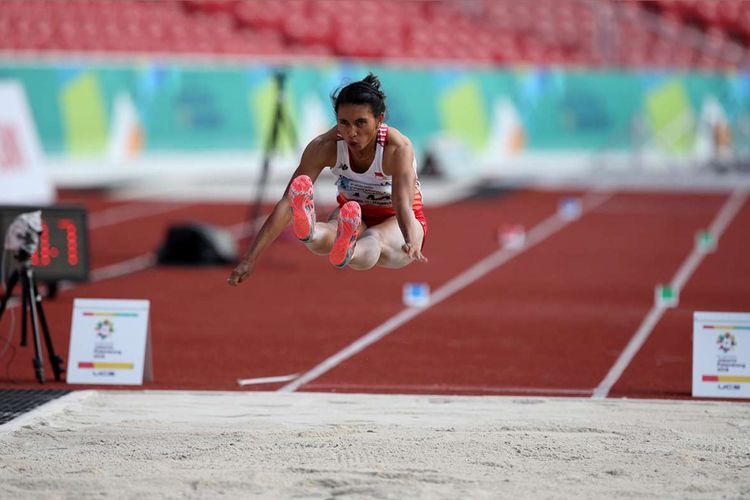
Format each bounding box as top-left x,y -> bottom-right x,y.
336,195 -> 428,250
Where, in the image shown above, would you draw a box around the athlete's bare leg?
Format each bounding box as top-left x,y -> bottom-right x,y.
296,203 -> 422,269
302,223 -> 336,255
348,215 -> 424,270
302,207 -> 367,257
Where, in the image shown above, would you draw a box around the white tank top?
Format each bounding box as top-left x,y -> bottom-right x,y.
330,124 -> 421,208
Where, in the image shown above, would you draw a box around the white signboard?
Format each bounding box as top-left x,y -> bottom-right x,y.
0,80 -> 54,205
66,299 -> 152,385
693,311 -> 750,399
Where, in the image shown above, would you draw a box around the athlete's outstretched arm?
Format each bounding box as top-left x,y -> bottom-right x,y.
227,133 -> 333,286
390,141 -> 427,263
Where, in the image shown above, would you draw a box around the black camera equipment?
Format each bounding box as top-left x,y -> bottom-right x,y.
0,211 -> 64,383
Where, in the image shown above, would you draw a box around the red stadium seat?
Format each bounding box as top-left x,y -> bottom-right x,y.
0,0 -> 745,68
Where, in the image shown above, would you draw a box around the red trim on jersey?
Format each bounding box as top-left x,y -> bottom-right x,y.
376,124 -> 388,146
336,124 -> 388,145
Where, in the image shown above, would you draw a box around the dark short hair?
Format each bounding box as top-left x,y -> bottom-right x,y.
331,73 -> 386,116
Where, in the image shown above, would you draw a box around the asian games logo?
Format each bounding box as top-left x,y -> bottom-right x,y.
716,332 -> 736,354
95,319 -> 115,340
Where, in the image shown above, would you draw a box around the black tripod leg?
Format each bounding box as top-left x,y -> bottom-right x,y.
20,270 -> 28,347
0,269 -> 19,322
31,279 -> 64,381
23,267 -> 45,384
245,71 -> 290,246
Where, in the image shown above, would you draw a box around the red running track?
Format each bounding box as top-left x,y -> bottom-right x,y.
0,188 -> 747,400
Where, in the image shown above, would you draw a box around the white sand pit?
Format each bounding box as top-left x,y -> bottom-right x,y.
1,390 -> 749,499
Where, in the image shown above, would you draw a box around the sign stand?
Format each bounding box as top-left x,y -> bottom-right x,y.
693,311 -> 750,399
66,299 -> 152,385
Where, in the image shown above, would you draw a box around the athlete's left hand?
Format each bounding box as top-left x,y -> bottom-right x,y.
402,243 -> 428,263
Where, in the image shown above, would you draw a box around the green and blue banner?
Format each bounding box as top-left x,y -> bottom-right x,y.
1,61 -> 747,160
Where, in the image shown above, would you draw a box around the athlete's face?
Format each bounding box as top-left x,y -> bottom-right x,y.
336,104 -> 383,152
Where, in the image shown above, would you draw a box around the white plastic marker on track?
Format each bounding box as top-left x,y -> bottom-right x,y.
591,189 -> 749,400
237,374 -> 299,386
279,190 -> 615,393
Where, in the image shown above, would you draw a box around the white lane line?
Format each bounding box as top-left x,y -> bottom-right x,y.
4,217 -> 261,304
88,202 -> 189,229
279,191 -> 614,393
591,189 -> 748,400
3,253 -> 159,311
2,209 -> 264,348
55,218 -> 257,290
2,200 -> 187,296
85,217 -> 257,280
0,204 -> 254,352
237,374 -> 299,386
2,201 -> 189,305
86,254 -> 158,284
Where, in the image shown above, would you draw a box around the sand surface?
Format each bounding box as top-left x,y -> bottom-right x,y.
1,391 -> 749,499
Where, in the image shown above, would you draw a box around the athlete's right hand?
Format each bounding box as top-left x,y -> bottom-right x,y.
402,242 -> 428,263
227,260 -> 252,286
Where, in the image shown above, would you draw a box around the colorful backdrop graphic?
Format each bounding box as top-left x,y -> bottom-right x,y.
61,72 -> 109,154
0,62 -> 748,159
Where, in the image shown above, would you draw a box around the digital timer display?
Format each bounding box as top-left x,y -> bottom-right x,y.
0,205 -> 90,282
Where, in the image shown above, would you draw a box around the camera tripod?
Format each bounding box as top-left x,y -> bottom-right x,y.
0,252 -> 64,383
245,70 -> 298,244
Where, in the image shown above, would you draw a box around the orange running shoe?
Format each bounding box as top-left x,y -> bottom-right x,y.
329,201 -> 361,268
288,175 -> 316,242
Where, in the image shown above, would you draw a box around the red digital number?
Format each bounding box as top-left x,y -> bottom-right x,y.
57,218 -> 79,265
31,221 -> 58,267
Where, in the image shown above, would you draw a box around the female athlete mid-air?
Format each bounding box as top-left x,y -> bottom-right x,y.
228,73 -> 427,286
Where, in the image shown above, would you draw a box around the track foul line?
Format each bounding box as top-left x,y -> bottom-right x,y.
279,191 -> 614,393
591,189 -> 748,400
